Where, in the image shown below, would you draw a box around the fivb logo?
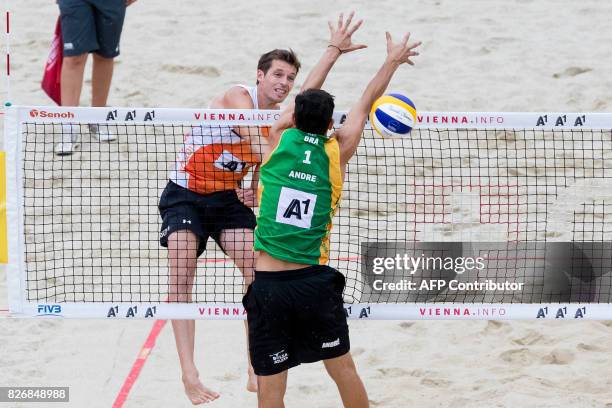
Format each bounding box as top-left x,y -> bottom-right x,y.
29,109 -> 75,119
37,304 -> 62,316
270,350 -> 288,365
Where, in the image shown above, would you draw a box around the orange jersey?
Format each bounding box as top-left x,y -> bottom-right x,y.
171,125 -> 268,195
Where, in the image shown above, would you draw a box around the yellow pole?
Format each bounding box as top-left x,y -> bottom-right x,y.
0,151 -> 6,263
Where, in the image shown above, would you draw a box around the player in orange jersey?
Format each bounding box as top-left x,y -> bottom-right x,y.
160,49 -> 300,404
159,12 -> 365,405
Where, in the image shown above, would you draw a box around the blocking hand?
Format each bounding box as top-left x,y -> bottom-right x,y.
385,32 -> 421,66
328,11 -> 367,54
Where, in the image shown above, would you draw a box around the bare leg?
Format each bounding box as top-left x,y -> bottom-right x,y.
243,320 -> 257,392
323,353 -> 369,408
219,228 -> 257,392
55,54 -> 88,154
61,54 -> 88,106
257,371 -> 288,408
91,53 -> 114,107
168,230 -> 220,404
89,54 -> 117,141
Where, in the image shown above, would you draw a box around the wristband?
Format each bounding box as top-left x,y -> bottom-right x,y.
327,44 -> 342,54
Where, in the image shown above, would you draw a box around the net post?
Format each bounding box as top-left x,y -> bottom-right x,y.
3,1 -> 11,105
4,104 -> 25,315
0,102 -> 8,263
0,150 -> 6,264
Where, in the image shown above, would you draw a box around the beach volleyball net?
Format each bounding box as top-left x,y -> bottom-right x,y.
4,106 -> 612,319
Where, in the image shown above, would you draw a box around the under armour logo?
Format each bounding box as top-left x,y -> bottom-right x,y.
182,219 -> 192,224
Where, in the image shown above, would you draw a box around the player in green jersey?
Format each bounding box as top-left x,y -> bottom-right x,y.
245,30 -> 421,408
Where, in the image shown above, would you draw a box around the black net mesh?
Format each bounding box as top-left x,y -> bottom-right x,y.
21,121 -> 612,304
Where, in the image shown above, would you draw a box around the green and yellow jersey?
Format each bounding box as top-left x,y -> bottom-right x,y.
254,128 -> 342,265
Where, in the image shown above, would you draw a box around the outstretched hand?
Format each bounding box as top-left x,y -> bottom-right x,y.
328,11 -> 367,54
385,32 -> 421,66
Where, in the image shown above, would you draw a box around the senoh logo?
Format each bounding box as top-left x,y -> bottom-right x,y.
29,109 -> 75,119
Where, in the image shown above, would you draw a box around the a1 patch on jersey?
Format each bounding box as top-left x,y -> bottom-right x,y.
214,150 -> 247,173
275,186 -> 317,229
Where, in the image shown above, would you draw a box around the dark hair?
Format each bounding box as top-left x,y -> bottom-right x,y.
294,89 -> 335,135
257,49 -> 301,79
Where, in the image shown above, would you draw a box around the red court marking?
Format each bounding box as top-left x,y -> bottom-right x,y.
112,319 -> 167,408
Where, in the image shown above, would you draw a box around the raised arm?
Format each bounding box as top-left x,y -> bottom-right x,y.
336,32 -> 421,166
269,12 -> 367,147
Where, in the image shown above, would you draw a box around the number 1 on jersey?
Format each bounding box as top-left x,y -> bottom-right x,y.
303,150 -> 312,164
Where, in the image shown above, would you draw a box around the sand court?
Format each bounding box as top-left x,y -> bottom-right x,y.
2,0 -> 612,406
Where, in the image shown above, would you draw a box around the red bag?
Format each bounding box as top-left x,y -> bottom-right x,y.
41,17 -> 63,105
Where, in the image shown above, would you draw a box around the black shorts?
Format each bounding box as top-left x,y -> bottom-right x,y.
58,0 -> 126,58
243,265 -> 350,376
158,180 -> 256,257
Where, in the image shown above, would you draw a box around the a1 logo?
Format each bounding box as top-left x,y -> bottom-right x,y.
214,150 -> 247,173
275,187 -> 317,229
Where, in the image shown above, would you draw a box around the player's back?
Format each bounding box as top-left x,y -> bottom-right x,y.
254,128 -> 342,265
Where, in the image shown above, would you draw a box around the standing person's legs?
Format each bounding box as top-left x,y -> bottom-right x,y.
89,0 -> 125,140
91,54 -> 114,107
88,53 -> 118,141
56,53 -> 87,154
58,0 -> 96,106
323,353 -> 369,408
90,0 -> 125,108
55,52 -> 86,155
56,0 -> 96,155
61,54 -> 88,107
220,228 -> 258,392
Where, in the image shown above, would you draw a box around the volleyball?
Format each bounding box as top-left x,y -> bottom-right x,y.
369,93 -> 417,138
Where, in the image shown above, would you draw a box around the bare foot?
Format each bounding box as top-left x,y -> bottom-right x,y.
246,366 -> 258,393
182,374 -> 220,405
